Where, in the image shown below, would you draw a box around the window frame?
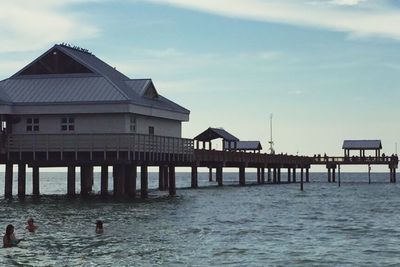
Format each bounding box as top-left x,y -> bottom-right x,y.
61,116 -> 75,132
26,117 -> 40,132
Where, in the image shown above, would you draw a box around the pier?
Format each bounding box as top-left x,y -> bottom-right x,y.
0,45 -> 398,199
2,132 -> 398,199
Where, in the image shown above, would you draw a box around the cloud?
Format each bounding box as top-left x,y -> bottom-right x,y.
331,0 -> 365,6
145,0 -> 400,40
0,1 -> 99,53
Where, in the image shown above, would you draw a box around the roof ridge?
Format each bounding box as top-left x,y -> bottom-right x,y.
57,45 -> 130,100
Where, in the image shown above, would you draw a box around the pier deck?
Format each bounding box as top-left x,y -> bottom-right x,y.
0,133 -> 398,198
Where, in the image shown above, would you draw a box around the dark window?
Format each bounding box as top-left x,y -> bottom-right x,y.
26,117 -> 39,132
130,115 -> 136,133
149,126 -> 154,135
61,117 -> 75,132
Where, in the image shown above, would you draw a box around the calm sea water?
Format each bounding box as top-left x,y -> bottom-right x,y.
0,171 -> 399,266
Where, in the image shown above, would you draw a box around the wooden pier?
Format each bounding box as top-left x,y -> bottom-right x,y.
1,133 -> 398,198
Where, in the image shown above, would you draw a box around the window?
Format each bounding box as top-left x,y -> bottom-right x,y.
130,116 -> 136,132
149,126 -> 154,135
61,117 -> 75,131
26,118 -> 39,132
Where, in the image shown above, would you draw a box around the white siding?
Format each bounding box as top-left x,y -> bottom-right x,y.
11,113 -> 182,137
133,115 -> 181,137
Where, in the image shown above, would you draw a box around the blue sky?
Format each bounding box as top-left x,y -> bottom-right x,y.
1,0 -> 400,158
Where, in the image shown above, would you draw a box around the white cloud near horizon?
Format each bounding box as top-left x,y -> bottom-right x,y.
0,1 -> 99,53
146,0 -> 400,40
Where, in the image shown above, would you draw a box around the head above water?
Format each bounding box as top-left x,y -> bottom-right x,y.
96,220 -> 103,229
28,218 -> 34,224
6,224 -> 14,235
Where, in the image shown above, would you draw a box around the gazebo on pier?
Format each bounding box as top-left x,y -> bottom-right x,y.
342,140 -> 382,157
194,127 -> 239,150
224,141 -> 262,153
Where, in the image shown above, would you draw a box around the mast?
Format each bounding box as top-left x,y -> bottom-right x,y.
268,114 -> 275,154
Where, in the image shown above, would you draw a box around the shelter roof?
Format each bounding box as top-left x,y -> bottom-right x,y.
194,127 -> 239,142
342,140 -> 382,150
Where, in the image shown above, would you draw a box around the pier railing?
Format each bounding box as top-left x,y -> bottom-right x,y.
194,150 -> 311,166
311,156 -> 398,166
5,133 -> 194,162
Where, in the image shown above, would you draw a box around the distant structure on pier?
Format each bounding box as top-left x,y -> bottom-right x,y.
342,140 -> 382,157
194,127 -> 262,153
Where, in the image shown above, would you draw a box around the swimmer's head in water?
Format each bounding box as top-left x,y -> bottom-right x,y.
6,224 -> 14,235
28,218 -> 34,224
96,220 -> 103,229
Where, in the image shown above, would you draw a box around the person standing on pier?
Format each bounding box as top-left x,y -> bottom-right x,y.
3,224 -> 23,248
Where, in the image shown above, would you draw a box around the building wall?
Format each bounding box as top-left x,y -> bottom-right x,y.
10,113 -> 182,137
133,115 -> 181,137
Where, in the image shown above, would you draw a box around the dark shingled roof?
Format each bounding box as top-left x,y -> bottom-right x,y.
194,127 -> 239,142
342,140 -> 382,150
0,44 -> 189,115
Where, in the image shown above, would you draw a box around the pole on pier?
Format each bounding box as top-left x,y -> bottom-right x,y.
277,168 -> 281,184
273,168 -> 277,183
209,167 -> 213,182
32,166 -> 40,196
163,165 -> 169,190
5,163 -> 13,198
126,164 -> 137,197
287,168 -> 291,183
100,165 -> 108,196
191,165 -> 198,189
327,168 -> 331,183
338,165 -> 341,187
368,164 -> 371,184
261,167 -> 265,184
292,168 -> 296,183
114,165 -> 126,197
18,164 -> 26,198
168,166 -> 176,196
216,166 -> 223,186
158,166 -> 165,191
81,166 -> 90,196
306,168 -> 310,183
300,169 -> 304,191
239,165 -> 246,186
394,168 -> 397,183
267,168 -> 271,182
67,166 -> 76,196
141,166 -> 148,198
332,167 -> 336,183
257,167 -> 261,184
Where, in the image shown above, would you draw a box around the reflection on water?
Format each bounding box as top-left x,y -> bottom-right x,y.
1,172 -> 400,266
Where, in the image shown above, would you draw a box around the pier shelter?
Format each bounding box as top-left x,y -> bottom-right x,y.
342,140 -> 382,157
194,127 -> 239,150
224,141 -> 262,153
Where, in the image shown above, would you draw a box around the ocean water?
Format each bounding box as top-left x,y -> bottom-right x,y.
0,171 -> 399,266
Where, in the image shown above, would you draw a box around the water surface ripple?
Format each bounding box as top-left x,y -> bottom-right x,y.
0,172 -> 399,266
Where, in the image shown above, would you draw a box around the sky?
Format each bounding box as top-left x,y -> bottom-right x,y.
0,0 -> 400,162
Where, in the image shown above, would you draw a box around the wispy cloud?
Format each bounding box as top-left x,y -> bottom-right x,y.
0,1 -> 99,53
145,0 -> 400,40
